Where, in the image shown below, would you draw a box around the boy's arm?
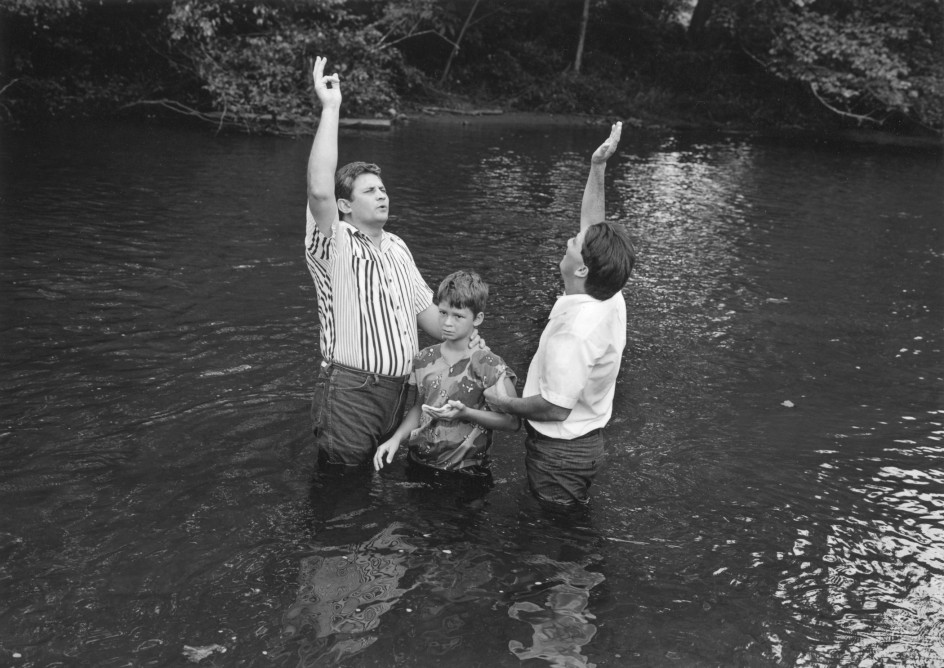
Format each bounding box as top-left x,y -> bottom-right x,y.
579,121 -> 622,233
307,56 -> 342,239
373,403 -> 422,471
436,376 -> 521,431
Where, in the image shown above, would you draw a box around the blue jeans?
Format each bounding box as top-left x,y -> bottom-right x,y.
524,423 -> 606,506
310,362 -> 410,467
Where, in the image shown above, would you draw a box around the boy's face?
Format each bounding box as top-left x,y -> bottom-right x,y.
340,173 -> 388,225
437,302 -> 483,343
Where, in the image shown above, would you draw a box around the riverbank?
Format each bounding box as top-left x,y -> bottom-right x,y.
398,105 -> 944,151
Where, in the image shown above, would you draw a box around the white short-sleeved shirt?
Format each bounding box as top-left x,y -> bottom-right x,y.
523,292 -> 627,440
305,206 -> 433,376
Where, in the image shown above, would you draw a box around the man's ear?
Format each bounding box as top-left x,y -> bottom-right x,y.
473,312 -> 485,327
575,265 -> 589,279
337,198 -> 352,214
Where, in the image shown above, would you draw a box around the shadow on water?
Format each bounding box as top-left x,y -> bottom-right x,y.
0,119 -> 942,667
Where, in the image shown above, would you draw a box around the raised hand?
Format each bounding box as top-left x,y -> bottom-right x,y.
312,56 -> 341,109
591,122 -> 622,165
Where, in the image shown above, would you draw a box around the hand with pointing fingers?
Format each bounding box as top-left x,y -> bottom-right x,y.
312,56 -> 341,109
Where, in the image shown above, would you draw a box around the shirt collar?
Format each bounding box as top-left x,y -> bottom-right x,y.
341,219 -> 389,249
549,292 -> 600,319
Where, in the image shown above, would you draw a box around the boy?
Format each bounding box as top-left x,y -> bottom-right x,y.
373,271 -> 519,476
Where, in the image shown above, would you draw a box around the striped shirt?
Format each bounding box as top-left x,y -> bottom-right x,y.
305,205 -> 433,376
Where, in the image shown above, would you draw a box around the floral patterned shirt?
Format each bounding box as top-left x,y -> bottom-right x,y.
407,345 -> 516,471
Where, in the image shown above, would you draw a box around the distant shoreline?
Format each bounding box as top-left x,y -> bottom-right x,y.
401,108 -> 944,150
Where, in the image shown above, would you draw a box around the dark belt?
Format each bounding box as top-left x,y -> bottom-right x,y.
322,360 -> 409,383
525,421 -> 603,442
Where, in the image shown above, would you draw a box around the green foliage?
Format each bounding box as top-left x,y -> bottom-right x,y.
708,0 -> 943,129
0,0 -> 174,120
1,0 -> 81,19
1,0 -> 939,133
165,1 -> 402,121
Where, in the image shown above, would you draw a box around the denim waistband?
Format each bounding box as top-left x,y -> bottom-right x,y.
525,421 -> 603,442
321,360 -> 410,383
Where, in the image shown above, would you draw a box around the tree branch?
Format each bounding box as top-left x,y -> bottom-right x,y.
809,83 -> 881,125
0,78 -> 20,97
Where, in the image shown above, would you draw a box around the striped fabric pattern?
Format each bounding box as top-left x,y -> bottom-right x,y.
305,206 -> 433,376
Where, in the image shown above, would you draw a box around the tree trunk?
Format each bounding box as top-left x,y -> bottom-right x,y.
688,0 -> 716,45
440,0 -> 483,85
574,0 -> 591,74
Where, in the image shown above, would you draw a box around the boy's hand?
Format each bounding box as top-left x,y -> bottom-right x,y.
312,56 -> 341,109
591,122 -> 622,165
434,400 -> 467,420
373,438 -> 399,471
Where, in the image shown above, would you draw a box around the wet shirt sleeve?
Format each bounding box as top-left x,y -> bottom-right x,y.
304,203 -> 340,265
539,332 -> 596,410
471,350 -> 517,392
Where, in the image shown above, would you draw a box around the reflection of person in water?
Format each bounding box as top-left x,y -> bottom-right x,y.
282,523 -> 417,664
507,557 -> 606,668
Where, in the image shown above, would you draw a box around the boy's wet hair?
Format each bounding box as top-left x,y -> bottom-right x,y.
582,222 -> 636,301
335,161 -> 382,202
436,270 -> 488,315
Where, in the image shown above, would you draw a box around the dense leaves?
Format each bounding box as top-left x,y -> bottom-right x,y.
1,0 -> 940,133
711,0 -> 944,129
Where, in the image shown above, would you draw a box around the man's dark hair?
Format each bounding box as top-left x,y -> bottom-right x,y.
335,161 -> 382,202
436,270 -> 488,315
582,222 -> 636,301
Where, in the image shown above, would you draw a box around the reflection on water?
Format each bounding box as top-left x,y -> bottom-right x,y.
508,556 -> 605,668
774,408 -> 944,666
0,121 -> 941,666
283,523 -> 416,664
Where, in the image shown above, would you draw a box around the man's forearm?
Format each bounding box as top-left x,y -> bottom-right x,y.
308,107 -> 339,200
579,162 -> 606,231
489,393 -> 570,423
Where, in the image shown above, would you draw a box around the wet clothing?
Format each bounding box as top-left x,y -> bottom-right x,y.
407,345 -> 516,472
523,292 -> 626,504
304,205 -> 433,466
305,206 -> 433,377
524,293 -> 626,440
524,422 -> 605,506
310,361 -> 410,467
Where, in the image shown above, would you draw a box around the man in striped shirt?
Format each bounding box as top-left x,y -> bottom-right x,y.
305,56 -> 466,468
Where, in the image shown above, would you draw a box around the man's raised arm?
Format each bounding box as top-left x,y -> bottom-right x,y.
307,56 -> 342,238
579,122 -> 622,232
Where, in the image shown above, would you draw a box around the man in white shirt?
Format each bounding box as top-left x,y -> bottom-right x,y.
485,123 -> 635,506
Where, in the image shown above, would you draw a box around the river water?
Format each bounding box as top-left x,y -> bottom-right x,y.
1,119 -> 941,667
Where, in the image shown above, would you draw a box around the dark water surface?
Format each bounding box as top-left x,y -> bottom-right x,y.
1,120 -> 942,667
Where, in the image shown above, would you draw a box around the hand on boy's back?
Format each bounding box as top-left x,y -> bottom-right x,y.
468,328 -> 488,351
